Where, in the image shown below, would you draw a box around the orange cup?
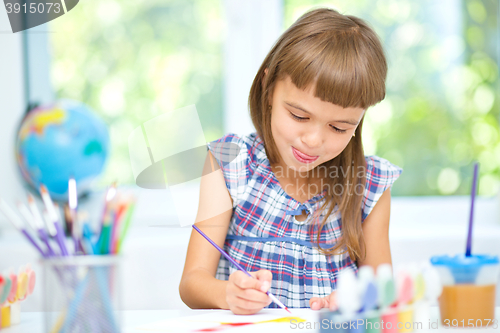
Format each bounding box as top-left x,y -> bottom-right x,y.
431,254 -> 499,328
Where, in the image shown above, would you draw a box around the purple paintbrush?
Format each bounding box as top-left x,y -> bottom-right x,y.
465,162 -> 479,257
40,185 -> 69,256
0,199 -> 47,257
26,194 -> 57,256
192,225 -> 291,313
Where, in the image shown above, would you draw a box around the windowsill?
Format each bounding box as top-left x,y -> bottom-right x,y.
390,195 -> 500,239
3,185 -> 499,241
128,186 -> 500,233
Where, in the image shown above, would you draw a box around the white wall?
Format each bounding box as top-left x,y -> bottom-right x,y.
0,9 -> 27,228
222,0 -> 283,136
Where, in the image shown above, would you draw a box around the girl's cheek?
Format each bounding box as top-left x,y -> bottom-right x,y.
339,138 -> 352,152
327,140 -> 348,159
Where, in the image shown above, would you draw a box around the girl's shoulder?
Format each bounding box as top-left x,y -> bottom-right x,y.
364,155 -> 403,180
207,132 -> 267,168
209,132 -> 256,150
206,133 -> 265,207
361,155 -> 403,221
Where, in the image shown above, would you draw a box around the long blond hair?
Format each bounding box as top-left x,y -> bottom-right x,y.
249,8 -> 387,261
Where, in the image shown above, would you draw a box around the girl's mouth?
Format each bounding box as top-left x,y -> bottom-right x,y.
292,147 -> 319,163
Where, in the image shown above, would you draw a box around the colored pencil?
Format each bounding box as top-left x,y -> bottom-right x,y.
116,200 -> 135,253
82,223 -> 96,255
110,202 -> 126,254
96,184 -> 117,254
98,208 -> 113,255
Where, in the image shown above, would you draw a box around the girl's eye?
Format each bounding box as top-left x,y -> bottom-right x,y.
289,112 -> 307,121
290,111 -> 347,134
330,125 -> 347,134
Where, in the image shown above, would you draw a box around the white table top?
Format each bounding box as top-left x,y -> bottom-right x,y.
3,307 -> 499,333
3,310 -> 197,333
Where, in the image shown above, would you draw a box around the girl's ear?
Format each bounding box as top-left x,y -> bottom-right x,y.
264,68 -> 269,76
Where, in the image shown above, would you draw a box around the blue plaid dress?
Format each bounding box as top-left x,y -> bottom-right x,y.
207,133 -> 402,308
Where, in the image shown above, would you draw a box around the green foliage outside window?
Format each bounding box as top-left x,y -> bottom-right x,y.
49,0 -> 498,196
285,0 -> 499,196
49,0 -> 224,186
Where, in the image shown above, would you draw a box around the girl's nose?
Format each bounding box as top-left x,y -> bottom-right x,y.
301,130 -> 322,149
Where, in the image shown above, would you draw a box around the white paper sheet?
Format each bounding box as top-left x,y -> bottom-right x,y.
135,308 -> 322,332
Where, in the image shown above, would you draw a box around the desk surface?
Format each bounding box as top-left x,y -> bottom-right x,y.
3,308 -> 499,333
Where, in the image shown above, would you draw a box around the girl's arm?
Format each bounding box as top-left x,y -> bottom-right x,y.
179,151 -> 272,313
179,151 -> 234,309
357,188 -> 393,269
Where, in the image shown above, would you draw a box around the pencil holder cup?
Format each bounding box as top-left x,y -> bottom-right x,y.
41,255 -> 122,333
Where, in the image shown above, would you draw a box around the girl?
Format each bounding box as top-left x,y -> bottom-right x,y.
179,7 -> 402,314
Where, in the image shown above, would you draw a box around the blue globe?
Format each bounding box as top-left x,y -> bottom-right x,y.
16,100 -> 110,201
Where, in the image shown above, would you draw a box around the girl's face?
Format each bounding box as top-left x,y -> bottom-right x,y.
270,76 -> 365,175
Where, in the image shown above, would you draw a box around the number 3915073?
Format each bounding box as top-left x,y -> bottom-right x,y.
443,319 -> 498,328
5,2 -> 61,14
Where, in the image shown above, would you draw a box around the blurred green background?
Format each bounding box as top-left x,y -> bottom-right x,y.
49,0 -> 499,196
49,0 -> 225,186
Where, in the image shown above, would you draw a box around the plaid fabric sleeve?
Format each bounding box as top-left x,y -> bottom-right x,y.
361,155 -> 403,221
206,133 -> 251,208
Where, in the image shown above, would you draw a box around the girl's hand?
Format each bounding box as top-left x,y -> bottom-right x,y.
226,270 -> 273,315
309,291 -> 337,311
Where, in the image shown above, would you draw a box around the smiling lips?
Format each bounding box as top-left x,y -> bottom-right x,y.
292,147 -> 319,163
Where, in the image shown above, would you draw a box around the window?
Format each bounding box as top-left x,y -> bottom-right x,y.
48,0 -> 225,186
31,0 -> 500,196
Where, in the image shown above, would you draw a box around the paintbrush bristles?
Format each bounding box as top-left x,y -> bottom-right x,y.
27,194 -> 46,230
17,202 -> 37,231
39,184 -> 58,223
42,210 -> 57,237
0,199 -> 23,229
